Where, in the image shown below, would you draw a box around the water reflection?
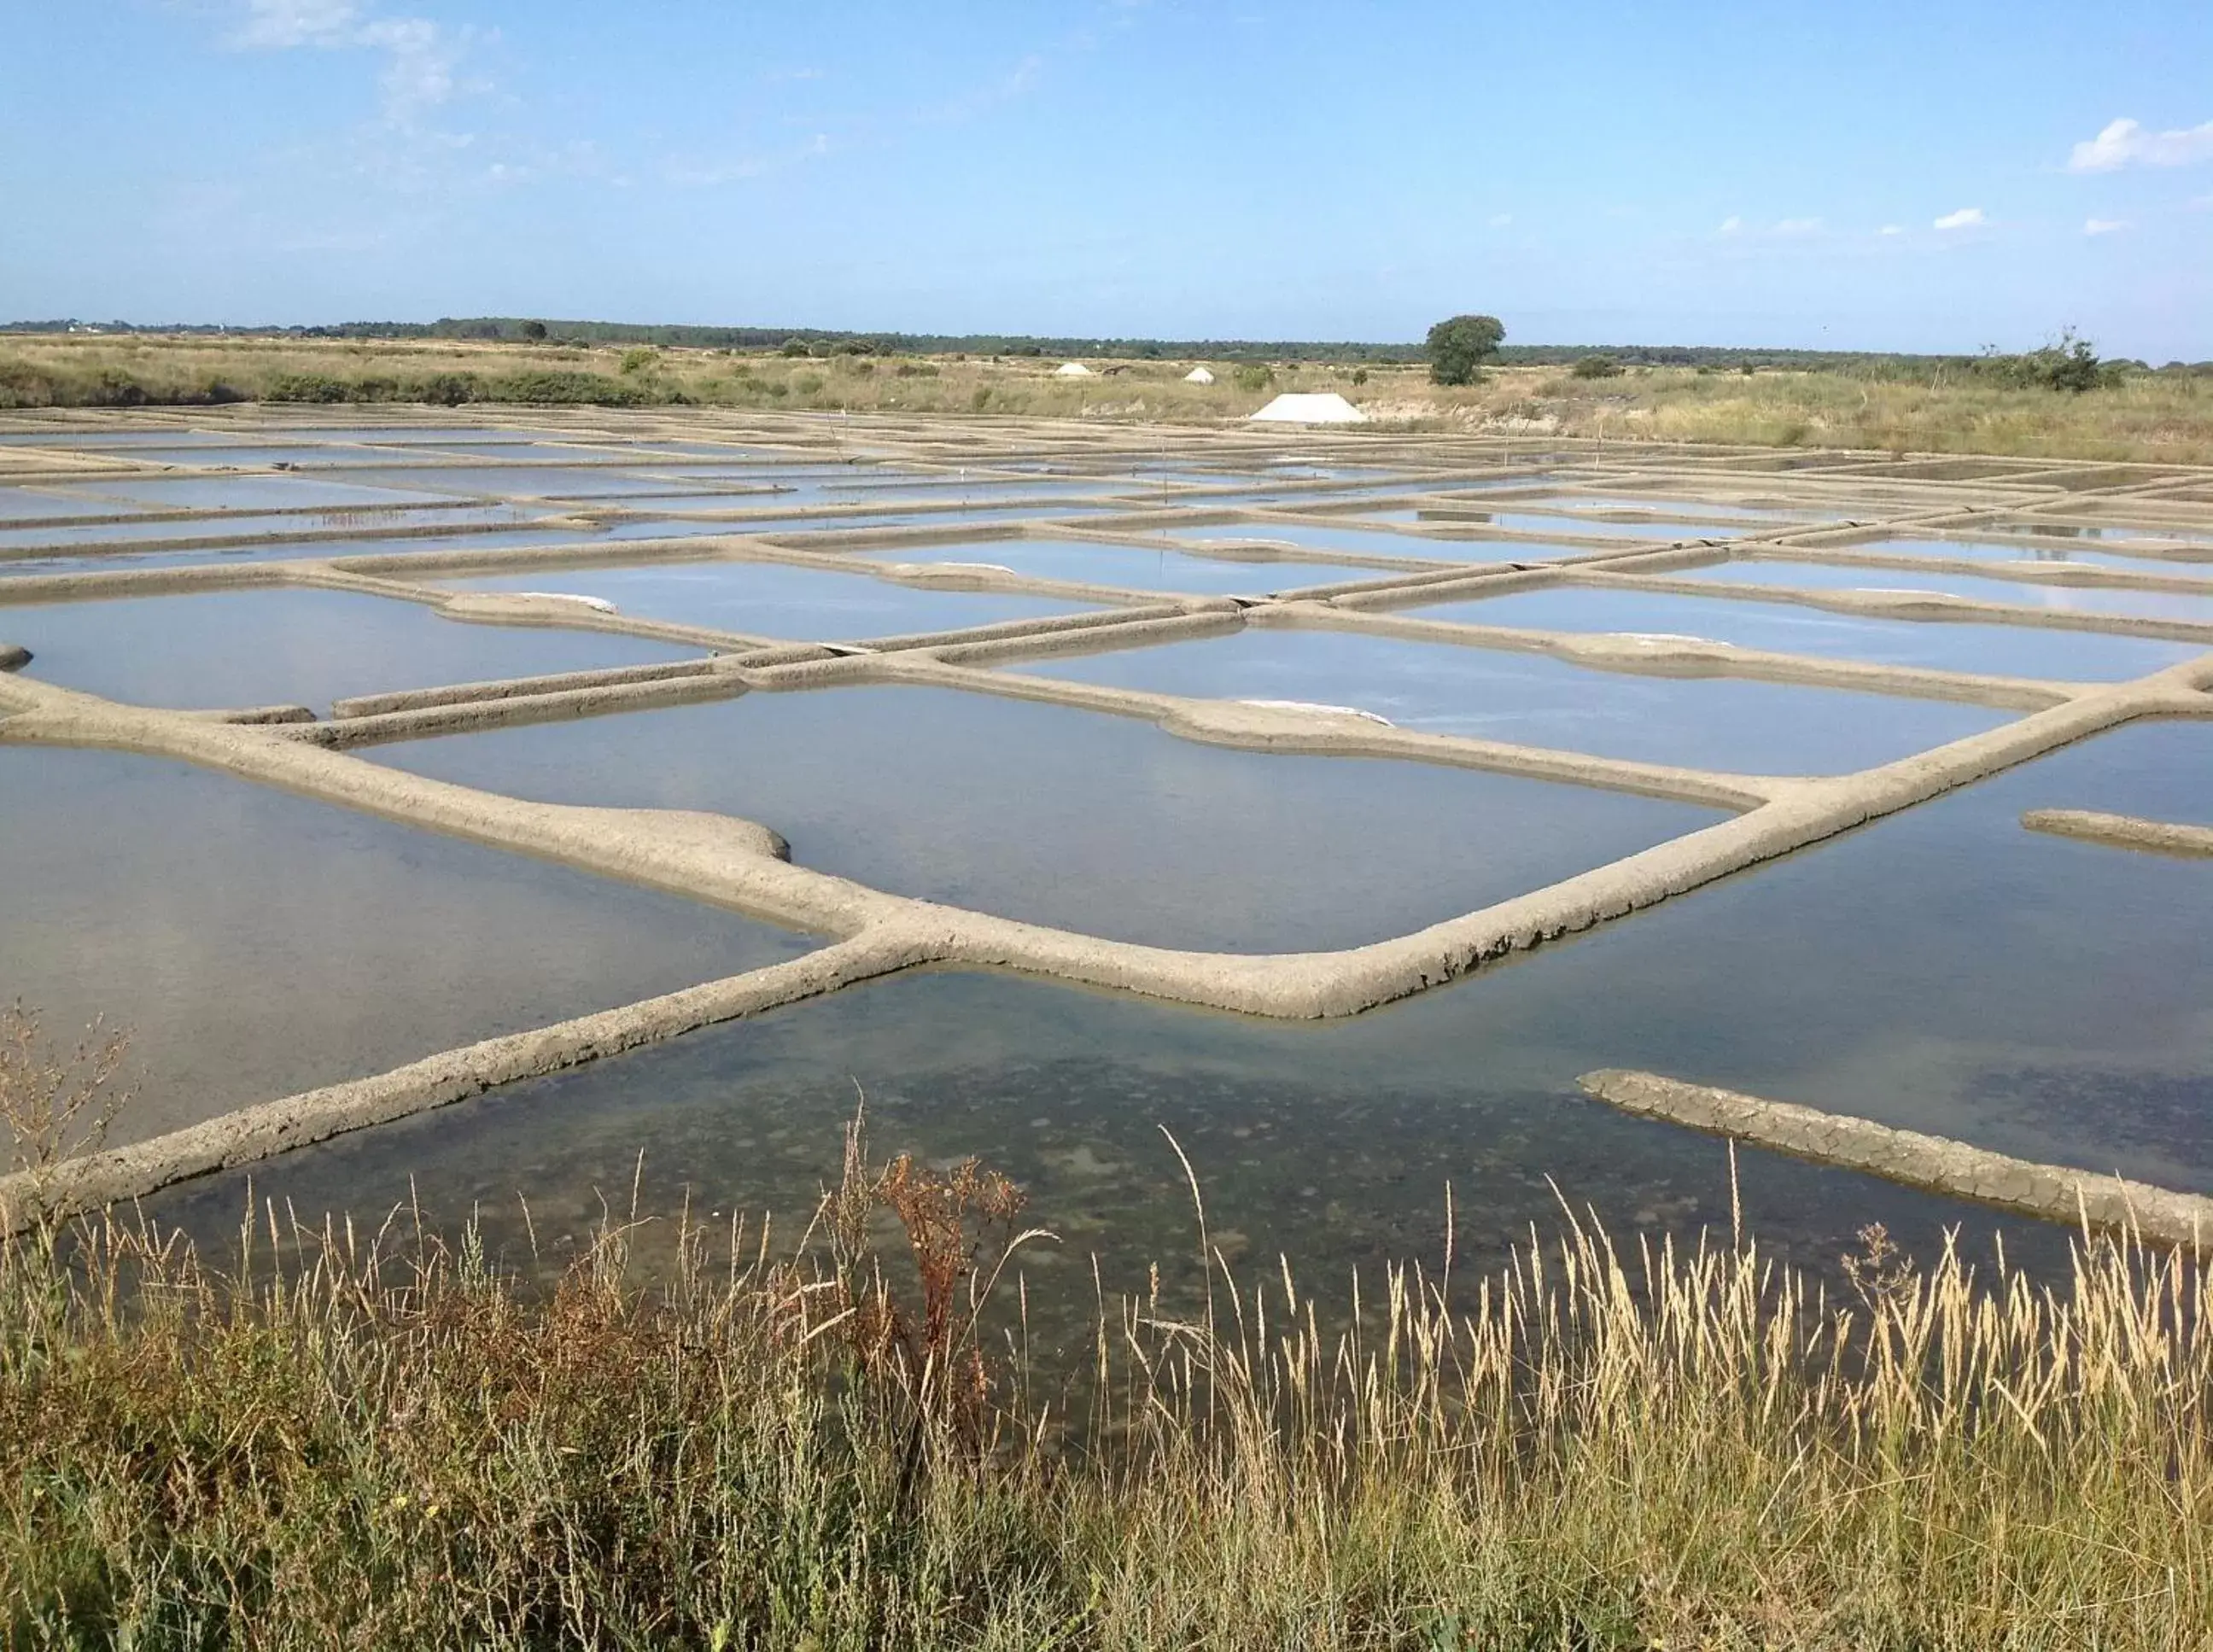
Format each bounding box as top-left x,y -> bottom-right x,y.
369,686 -> 1720,952
0,746 -> 813,1141
1000,627 -> 2013,773
5,587 -> 698,711
436,559 -> 1112,636
1403,585 -> 2210,679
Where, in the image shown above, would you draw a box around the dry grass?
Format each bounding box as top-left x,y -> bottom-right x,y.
7,333 -> 2213,464
3,1098 -> 2208,1648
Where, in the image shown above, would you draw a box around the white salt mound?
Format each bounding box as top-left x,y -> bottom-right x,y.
1248,392 -> 1368,425
1053,361 -> 1095,377
1182,366 -> 1216,384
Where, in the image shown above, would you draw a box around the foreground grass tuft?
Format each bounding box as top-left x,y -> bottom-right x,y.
3,1112 -> 2208,1649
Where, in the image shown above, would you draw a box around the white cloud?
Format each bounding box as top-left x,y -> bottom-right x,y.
1773,216 -> 1823,236
1933,207 -> 1986,231
2083,217 -> 2129,236
227,0 -> 478,126
2067,116 -> 2213,173
231,0 -> 361,49
1877,224 -> 1905,236
1716,214 -> 1742,235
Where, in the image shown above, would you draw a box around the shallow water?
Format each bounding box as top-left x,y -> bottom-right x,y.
2006,518 -> 2213,546
332,465 -> 715,499
997,626 -> 2013,773
1174,521 -> 1590,563
1852,535 -> 2213,573
1363,505 -> 1799,539
141,721 -> 2211,1327
1666,557 -> 2213,625
0,525 -> 597,579
754,503 -> 1124,532
1480,494 -> 1836,522
368,686 -> 1720,953
0,487 -> 156,522
0,745 -> 812,1142
435,559 -> 1112,639
1399,583 -> 2211,680
67,475 -> 465,511
852,536 -> 1416,596
3,587 -> 699,711
74,445 -> 398,469
0,506 -> 530,552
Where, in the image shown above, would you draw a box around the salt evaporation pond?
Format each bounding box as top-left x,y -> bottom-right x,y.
854,536 -> 1407,595
997,625 -> 2015,773
0,745 -> 811,1142
3,587 -> 699,711
1665,557 -> 2213,625
1836,536 -> 2213,574
435,558 -> 1115,637
143,720 -> 2207,1326
367,685 -> 1721,953
1398,583 -> 2210,679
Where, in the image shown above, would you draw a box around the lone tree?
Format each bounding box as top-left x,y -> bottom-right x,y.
517,319 -> 548,341
1427,313 -> 1505,385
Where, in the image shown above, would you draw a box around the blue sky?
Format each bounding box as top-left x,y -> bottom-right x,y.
3,1 -> 2210,355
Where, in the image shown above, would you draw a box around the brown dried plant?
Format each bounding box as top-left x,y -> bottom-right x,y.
814,1106 -> 1042,1452
1841,1220 -> 1916,1310
0,1001 -> 134,1229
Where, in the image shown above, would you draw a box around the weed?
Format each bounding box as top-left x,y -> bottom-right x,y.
2,1085 -> 2208,1647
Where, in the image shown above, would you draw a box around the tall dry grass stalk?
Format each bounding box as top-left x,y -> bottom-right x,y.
3,1110 -> 2208,1648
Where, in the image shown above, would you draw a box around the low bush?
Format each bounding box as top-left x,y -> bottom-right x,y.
484,370 -> 647,407
1571,354 -> 1623,379
262,373 -> 358,404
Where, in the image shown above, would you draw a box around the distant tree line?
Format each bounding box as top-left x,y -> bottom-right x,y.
5,317 -> 2207,378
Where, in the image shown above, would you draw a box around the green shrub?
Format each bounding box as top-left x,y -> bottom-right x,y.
486,371 -> 647,407
895,362 -> 939,378
971,385 -> 993,412
0,358 -> 57,407
1350,368 -> 1369,386
1234,363 -> 1275,393
414,372 -> 476,407
618,347 -> 659,376
1570,355 -> 1623,380
780,337 -> 813,358
82,368 -> 150,406
263,373 -> 356,404
1426,313 -> 1505,385
791,372 -> 824,396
